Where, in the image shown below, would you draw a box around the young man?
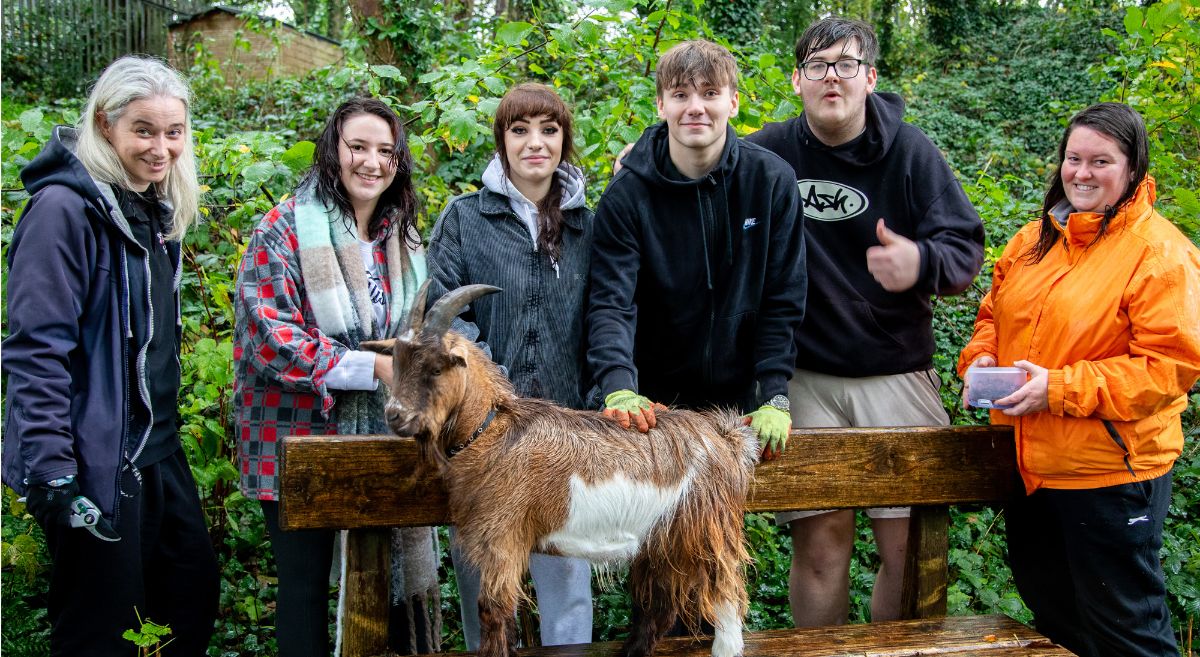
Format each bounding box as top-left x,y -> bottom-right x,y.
745,18 -> 984,627
586,39 -> 806,454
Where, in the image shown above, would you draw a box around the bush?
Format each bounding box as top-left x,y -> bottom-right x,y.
2,2 -> 1197,654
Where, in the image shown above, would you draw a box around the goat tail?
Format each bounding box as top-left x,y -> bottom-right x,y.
713,409 -> 761,473
630,408 -> 756,642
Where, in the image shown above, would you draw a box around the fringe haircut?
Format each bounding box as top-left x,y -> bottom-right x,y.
77,55 -> 199,240
793,16 -> 879,67
655,39 -> 740,96
493,83 -> 576,264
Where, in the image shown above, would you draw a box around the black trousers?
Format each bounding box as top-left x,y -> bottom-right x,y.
43,448 -> 219,657
261,502 -> 437,656
1005,472 -> 1178,657
262,501 -> 336,657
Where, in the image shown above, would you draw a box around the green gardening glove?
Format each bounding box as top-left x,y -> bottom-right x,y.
744,405 -> 791,461
603,389 -> 666,433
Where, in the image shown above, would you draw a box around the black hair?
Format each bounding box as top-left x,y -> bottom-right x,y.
1026,102 -> 1149,264
301,97 -> 420,247
794,17 -> 879,68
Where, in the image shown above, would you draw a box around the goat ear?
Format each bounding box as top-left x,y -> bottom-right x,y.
359,339 -> 396,354
447,339 -> 470,366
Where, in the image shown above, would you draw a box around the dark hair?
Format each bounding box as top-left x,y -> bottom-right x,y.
493,83 -> 575,263
655,39 -> 740,96
1025,102 -> 1149,263
794,17 -> 879,68
301,97 -> 420,248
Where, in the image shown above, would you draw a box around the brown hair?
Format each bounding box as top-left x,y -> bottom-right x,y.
302,97 -> 420,247
493,83 -> 575,264
1025,102 -> 1149,264
655,39 -> 739,97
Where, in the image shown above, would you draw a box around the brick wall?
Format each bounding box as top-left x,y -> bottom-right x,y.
169,10 -> 343,82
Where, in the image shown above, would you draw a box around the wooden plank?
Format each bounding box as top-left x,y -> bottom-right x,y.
341,529 -> 391,656
900,505 -> 950,619
280,426 -> 1017,530
387,615 -> 1066,657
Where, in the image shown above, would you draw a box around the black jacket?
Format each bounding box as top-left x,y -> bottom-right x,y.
2,127 -> 182,521
747,92 -> 984,377
586,123 -> 806,411
428,185 -> 594,409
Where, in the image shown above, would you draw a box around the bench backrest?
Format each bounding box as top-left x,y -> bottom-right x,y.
279,425 -> 1019,529
278,425 -> 1018,654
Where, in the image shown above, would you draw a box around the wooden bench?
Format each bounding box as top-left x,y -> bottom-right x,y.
280,425 -> 1072,657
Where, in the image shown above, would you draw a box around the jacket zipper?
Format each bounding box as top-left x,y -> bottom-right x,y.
1101,419 -> 1137,478
127,223 -> 157,469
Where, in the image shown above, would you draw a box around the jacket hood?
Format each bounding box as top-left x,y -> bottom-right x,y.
797,91 -> 905,167
1051,176 -> 1157,248
21,126 -> 133,240
481,154 -> 587,210
22,127 -> 106,200
619,122 -> 740,186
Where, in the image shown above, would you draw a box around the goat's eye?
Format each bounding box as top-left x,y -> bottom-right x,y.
430,367 -> 442,377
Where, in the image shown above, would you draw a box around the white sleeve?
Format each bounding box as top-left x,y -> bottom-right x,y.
324,350 -> 380,391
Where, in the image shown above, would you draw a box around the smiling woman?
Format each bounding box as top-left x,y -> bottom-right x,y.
426,81 -> 596,651
2,55 -> 219,656
958,102 -> 1200,657
232,97 -> 438,657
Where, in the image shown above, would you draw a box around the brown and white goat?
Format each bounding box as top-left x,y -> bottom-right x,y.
365,283 -> 758,657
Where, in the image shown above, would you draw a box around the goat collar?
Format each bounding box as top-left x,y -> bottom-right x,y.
447,407 -> 496,458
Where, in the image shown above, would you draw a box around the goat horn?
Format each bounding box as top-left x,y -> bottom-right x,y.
406,279 -> 433,335
420,284 -> 502,342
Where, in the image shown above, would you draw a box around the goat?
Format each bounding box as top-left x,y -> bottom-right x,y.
364,282 -> 759,657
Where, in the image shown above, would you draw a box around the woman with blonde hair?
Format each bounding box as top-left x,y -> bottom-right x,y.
3,55 -> 218,655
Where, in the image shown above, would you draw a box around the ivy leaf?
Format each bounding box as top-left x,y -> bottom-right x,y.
496,21 -> 533,47
241,162 -> 276,186
280,141 -> 315,173
19,108 -> 44,135
371,64 -> 406,83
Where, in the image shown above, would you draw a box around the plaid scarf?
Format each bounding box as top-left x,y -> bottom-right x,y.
294,191 -> 441,654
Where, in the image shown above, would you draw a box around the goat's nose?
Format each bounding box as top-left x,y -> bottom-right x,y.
385,405 -> 403,426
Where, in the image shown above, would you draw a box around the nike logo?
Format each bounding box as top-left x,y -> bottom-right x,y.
1127,515 -> 1149,525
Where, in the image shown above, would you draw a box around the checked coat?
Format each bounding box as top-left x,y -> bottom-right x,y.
233,198 -> 416,501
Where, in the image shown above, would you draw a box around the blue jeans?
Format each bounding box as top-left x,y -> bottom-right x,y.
450,528 -> 593,649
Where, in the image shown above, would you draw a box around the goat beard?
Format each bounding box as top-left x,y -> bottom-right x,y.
413,429 -> 451,483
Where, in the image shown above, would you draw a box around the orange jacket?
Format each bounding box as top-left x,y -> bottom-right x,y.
959,177 -> 1200,493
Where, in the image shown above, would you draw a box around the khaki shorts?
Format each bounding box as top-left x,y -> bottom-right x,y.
776,367 -> 949,526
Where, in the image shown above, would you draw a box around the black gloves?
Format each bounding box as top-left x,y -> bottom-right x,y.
25,478 -> 79,530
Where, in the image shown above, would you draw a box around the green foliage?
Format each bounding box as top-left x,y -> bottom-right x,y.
1097,0 -> 1200,242
2,2 -> 1198,655
123,608 -> 174,654
0,488 -> 51,657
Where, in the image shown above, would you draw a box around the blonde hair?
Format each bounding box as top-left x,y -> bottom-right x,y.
76,56 -> 199,240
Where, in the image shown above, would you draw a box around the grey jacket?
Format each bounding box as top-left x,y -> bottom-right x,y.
427,164 -> 593,409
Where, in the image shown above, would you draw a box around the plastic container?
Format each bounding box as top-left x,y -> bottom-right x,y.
966,367 -> 1028,409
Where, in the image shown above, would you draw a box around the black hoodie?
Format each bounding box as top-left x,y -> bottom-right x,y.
586,123 -> 806,411
747,92 -> 984,377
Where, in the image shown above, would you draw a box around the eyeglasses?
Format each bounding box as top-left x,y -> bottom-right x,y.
799,58 -> 866,81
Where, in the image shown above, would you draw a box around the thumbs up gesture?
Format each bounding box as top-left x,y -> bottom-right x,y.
866,219 -> 921,292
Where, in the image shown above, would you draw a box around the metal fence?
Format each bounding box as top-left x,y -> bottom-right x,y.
2,0 -> 208,97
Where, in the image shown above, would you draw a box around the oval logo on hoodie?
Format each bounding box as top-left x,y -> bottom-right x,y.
797,179 -> 869,222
